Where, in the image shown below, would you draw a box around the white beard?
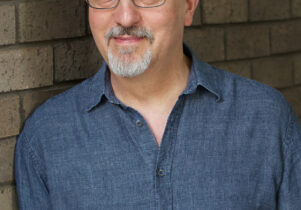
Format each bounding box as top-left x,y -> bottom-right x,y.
108,46 -> 152,78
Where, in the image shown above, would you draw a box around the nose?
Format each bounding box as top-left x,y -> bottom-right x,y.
114,0 -> 141,28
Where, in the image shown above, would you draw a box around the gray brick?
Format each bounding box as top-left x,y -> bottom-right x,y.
54,38 -> 102,82
226,25 -> 270,60
250,0 -> 290,21
0,186 -> 18,210
18,0 -> 86,42
0,46 -> 53,92
0,137 -> 16,183
0,95 -> 20,139
294,54 -> 301,85
0,5 -> 15,46
252,56 -> 293,88
271,20 -> 301,54
213,61 -> 251,79
292,0 -> 301,17
202,0 -> 248,24
184,27 -> 224,62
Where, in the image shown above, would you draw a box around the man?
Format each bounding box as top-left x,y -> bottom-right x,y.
15,0 -> 301,209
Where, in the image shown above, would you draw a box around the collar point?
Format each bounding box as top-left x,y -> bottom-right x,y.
216,95 -> 223,103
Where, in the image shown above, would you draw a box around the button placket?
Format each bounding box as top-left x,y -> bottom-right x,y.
157,168 -> 165,177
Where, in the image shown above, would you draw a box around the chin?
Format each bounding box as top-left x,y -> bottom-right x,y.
108,47 -> 152,78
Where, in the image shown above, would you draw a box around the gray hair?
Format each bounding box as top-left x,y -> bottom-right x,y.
105,26 -> 154,45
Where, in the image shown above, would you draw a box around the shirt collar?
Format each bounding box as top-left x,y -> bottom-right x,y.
182,43 -> 222,102
84,43 -> 223,112
84,61 -> 108,112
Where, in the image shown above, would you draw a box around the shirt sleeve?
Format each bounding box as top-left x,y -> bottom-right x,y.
277,108 -> 301,209
14,131 -> 50,210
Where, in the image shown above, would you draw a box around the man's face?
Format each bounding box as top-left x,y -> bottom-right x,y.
89,0 -> 197,77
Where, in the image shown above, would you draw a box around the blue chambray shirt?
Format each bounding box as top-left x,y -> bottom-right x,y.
15,45 -> 301,210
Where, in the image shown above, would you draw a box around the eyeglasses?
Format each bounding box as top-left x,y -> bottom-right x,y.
85,0 -> 166,9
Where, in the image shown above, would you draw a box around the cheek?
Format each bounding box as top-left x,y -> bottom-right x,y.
89,9 -> 113,37
150,9 -> 184,41
88,10 -> 110,60
147,10 -> 176,34
89,10 -> 102,32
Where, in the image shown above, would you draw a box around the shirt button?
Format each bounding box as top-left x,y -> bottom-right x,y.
157,169 -> 165,177
136,120 -> 143,127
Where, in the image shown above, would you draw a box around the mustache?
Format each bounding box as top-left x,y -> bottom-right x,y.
105,26 -> 154,45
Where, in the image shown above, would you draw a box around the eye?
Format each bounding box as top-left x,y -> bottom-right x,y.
135,0 -> 164,7
89,0 -> 118,8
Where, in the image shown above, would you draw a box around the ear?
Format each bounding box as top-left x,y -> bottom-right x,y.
184,0 -> 200,26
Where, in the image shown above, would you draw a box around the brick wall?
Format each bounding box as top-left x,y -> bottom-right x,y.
0,0 -> 300,208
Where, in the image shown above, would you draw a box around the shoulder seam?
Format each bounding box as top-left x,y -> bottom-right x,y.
21,132 -> 48,184
284,107 -> 294,146
282,107 -> 296,161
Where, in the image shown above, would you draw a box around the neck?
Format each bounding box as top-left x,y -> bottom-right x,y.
110,51 -> 191,108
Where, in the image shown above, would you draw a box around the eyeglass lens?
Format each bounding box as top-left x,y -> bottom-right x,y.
87,0 -> 166,9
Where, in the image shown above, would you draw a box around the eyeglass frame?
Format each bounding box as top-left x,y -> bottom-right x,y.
85,0 -> 167,9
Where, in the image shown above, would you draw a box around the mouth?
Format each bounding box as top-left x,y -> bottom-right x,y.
113,35 -> 145,44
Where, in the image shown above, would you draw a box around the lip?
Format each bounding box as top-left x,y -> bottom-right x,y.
113,36 -> 144,44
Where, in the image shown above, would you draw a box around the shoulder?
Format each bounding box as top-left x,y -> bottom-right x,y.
212,65 -> 291,114
205,64 -> 301,153
21,76 -> 94,142
209,64 -> 294,139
